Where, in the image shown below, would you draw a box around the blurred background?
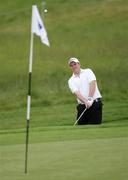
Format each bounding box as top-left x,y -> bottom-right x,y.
0,0 -> 128,127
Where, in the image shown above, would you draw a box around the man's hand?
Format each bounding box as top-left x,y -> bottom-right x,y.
74,91 -> 94,109
84,97 -> 94,109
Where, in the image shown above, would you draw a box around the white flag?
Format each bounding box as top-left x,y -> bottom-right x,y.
31,5 -> 50,46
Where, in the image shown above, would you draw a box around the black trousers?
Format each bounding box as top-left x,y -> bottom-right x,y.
76,99 -> 103,125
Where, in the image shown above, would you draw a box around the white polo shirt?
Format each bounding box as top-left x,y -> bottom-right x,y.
68,68 -> 102,104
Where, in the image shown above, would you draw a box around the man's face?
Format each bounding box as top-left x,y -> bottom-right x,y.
69,62 -> 80,74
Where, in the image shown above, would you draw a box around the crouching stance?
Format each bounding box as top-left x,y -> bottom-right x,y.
68,57 -> 103,125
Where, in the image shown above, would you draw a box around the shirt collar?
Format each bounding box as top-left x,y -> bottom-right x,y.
73,68 -> 84,77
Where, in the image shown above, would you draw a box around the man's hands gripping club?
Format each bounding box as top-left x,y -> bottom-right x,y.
74,91 -> 94,109
74,80 -> 96,108
82,96 -> 94,109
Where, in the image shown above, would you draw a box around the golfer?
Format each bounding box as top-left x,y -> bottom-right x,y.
68,57 -> 103,125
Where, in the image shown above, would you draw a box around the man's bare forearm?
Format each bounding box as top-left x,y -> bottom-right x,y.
88,80 -> 96,98
74,91 -> 87,104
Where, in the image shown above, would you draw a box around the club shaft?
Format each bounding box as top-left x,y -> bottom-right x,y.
74,108 -> 87,126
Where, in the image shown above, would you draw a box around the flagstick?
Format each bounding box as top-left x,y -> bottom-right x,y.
25,31 -> 34,174
25,4 -> 50,173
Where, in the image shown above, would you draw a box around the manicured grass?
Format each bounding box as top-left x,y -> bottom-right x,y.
0,100 -> 128,179
1,130 -> 128,180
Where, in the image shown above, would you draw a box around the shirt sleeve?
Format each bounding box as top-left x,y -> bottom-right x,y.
68,79 -> 78,94
87,69 -> 96,83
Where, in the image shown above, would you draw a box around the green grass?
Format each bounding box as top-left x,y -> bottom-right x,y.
0,100 -> 128,179
0,100 -> 128,131
0,0 -> 128,179
0,0 -> 128,110
1,127 -> 128,180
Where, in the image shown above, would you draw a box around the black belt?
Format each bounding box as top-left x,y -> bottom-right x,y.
94,98 -> 102,102
78,98 -> 102,106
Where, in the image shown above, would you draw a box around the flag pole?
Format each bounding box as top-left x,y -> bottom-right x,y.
25,5 -> 50,173
25,28 -> 34,174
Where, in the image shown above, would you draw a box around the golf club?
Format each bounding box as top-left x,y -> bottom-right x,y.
73,108 -> 87,126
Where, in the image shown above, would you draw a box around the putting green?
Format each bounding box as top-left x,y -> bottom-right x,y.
1,133 -> 128,180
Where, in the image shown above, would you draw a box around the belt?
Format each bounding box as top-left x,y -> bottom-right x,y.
94,98 -> 101,102
78,98 -> 102,105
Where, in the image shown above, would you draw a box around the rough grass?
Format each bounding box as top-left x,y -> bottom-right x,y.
0,0 -> 128,110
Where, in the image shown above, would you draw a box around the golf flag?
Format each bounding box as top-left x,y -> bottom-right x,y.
32,5 -> 50,46
25,5 -> 50,174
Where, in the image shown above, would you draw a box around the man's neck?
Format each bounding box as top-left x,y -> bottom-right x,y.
74,69 -> 81,76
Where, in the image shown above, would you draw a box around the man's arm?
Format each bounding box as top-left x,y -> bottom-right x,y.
74,80 -> 96,108
74,91 -> 87,104
88,80 -> 96,98
74,91 -> 91,109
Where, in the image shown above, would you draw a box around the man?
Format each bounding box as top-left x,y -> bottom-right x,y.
68,57 -> 102,125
